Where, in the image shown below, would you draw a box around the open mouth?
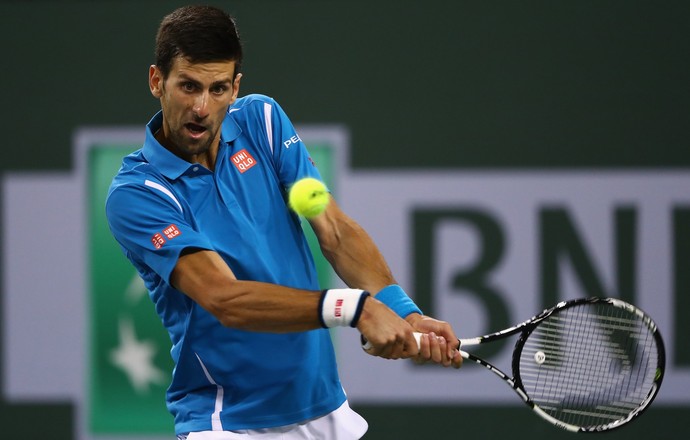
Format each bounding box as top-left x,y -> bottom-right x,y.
185,123 -> 207,137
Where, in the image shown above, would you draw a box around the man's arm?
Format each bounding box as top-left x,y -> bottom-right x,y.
170,247 -> 420,359
307,196 -> 395,294
309,197 -> 463,368
171,249 -> 319,332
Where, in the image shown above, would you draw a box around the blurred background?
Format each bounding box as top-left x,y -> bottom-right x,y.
1,0 -> 689,439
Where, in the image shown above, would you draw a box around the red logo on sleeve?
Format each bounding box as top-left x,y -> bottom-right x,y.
231,149 -> 257,173
151,233 -> 166,249
163,224 -> 181,239
152,224 -> 181,249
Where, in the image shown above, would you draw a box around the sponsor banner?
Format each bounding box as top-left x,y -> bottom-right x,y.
335,170 -> 690,404
4,125 -> 689,440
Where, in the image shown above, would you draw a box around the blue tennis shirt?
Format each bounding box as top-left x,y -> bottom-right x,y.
106,94 -> 346,434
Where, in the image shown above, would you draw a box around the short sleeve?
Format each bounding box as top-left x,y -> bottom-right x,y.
105,179 -> 215,284
266,99 -> 325,189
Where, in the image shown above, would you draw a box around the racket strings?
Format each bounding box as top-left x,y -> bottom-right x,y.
518,303 -> 659,430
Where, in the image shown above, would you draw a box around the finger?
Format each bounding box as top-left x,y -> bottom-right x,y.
421,332 -> 446,364
434,331 -> 460,366
372,342 -> 394,359
401,333 -> 420,359
424,332 -> 439,363
418,333 -> 430,357
450,349 -> 463,369
391,340 -> 406,360
437,336 -> 451,366
431,334 -> 457,367
362,341 -> 380,357
447,340 -> 459,363
414,333 -> 431,363
362,337 -> 394,359
381,335 -> 407,360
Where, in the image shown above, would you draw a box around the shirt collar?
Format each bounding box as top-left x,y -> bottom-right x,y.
142,109 -> 242,180
221,106 -> 242,143
142,111 -> 195,180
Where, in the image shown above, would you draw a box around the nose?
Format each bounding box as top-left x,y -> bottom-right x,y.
192,92 -> 210,119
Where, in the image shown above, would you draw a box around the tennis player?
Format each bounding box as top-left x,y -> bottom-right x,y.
105,5 -> 462,439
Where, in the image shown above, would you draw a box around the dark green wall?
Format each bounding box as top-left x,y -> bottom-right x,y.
1,0 -> 689,171
1,1 -> 688,439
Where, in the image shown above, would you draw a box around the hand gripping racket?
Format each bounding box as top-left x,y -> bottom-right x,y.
363,297 -> 665,432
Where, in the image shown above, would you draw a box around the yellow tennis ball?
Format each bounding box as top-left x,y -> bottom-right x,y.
288,178 -> 330,218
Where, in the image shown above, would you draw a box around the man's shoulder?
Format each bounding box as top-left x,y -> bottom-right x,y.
106,159 -> 179,220
113,150 -> 155,179
232,93 -> 275,108
227,93 -> 279,119
109,150 -> 167,196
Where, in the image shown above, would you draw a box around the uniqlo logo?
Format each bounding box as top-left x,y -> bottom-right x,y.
163,224 -> 181,239
151,233 -> 166,249
231,149 -> 257,173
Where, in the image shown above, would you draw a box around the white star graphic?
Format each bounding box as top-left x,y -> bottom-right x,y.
110,316 -> 166,394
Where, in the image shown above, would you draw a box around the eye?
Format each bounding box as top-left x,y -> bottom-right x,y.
181,82 -> 197,92
211,85 -> 228,95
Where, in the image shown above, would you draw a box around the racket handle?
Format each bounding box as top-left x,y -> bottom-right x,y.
360,332 -> 436,351
412,332 -> 467,354
412,331 -> 422,348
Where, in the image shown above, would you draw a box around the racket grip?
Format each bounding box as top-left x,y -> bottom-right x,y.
361,332 -> 424,352
413,331 -> 422,349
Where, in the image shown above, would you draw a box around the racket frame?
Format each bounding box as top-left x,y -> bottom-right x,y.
459,297 -> 665,433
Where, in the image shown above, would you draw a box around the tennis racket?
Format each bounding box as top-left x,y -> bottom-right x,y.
363,297 -> 665,432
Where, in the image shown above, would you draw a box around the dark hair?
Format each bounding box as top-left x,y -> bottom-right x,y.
155,5 -> 243,79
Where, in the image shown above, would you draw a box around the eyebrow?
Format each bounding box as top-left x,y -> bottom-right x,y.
177,74 -> 232,88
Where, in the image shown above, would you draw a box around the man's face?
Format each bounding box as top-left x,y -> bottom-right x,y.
149,57 -> 241,163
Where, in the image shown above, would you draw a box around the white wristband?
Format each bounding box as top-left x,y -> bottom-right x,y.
319,289 -> 370,328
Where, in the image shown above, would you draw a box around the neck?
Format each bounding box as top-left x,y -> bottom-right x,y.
154,128 -> 219,171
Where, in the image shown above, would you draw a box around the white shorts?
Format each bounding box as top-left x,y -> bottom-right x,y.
178,400 -> 368,440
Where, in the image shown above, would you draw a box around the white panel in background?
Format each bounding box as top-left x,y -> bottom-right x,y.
335,170 -> 690,405
2,172 -> 85,401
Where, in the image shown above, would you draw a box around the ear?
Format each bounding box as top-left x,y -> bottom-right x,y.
149,65 -> 164,98
230,73 -> 243,101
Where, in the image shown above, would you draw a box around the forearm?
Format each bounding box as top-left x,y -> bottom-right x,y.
206,280 -> 324,332
311,200 -> 396,294
172,249 -> 323,332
